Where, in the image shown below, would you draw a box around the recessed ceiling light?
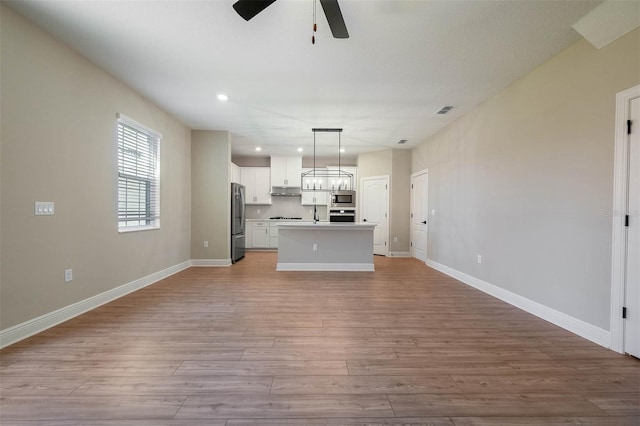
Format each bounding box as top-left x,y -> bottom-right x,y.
255,147 -> 262,151
297,147 -> 303,152
217,93 -> 229,101
339,148 -> 345,153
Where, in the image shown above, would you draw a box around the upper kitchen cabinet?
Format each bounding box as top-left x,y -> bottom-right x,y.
230,162 -> 241,184
270,156 -> 302,187
301,168 -> 328,206
241,167 -> 272,205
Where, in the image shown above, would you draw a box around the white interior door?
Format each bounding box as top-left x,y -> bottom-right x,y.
411,171 -> 428,262
624,97 -> 640,358
361,176 -> 388,256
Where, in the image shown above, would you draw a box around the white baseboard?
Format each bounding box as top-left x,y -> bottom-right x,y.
426,259 -> 611,348
0,260 -> 191,349
388,251 -> 411,257
277,262 -> 375,272
190,258 -> 232,267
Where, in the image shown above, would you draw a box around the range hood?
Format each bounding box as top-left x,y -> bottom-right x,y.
270,186 -> 301,196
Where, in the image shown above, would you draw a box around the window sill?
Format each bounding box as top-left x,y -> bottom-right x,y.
118,225 -> 160,233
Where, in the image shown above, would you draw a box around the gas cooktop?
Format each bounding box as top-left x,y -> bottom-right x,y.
270,217 -> 302,220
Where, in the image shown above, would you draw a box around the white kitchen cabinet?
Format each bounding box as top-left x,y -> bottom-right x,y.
301,168 -> 328,206
245,222 -> 253,248
230,162 -> 241,184
250,221 -> 269,248
241,167 -> 272,205
269,221 -> 281,248
270,156 -> 302,187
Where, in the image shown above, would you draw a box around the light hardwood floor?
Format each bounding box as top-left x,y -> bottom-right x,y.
1,252 -> 639,425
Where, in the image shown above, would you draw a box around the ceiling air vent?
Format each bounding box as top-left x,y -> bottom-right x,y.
436,105 -> 454,115
397,139 -> 407,145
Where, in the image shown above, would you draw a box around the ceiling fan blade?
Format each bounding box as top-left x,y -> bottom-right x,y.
233,0 -> 277,21
319,0 -> 349,39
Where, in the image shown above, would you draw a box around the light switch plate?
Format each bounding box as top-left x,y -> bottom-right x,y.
35,201 -> 55,215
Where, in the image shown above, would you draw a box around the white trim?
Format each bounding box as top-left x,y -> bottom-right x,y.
116,112 -> 163,139
277,262 -> 374,272
610,84 -> 640,353
426,259 -> 611,348
0,260 -> 191,349
388,251 -> 411,257
190,258 -> 232,267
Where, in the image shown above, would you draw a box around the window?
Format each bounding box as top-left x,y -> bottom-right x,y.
117,114 -> 161,231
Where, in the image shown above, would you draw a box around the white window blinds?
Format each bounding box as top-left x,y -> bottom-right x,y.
117,114 -> 161,231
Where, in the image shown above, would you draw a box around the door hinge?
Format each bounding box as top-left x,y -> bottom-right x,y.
625,215 -> 630,227
628,119 -> 632,135
411,213 -> 413,218
385,241 -> 387,246
410,241 -> 413,247
623,306 -> 627,319
411,184 -> 414,189
385,184 -> 388,190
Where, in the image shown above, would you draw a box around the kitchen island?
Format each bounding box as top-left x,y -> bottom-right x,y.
276,222 -> 376,271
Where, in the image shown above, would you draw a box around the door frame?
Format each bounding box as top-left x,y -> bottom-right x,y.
410,169 -> 429,261
360,175 -> 390,256
610,84 -> 640,353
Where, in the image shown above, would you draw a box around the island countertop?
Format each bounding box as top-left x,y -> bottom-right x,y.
277,222 -> 375,230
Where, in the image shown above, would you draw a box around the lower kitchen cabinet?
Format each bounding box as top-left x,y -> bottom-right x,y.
250,222 -> 269,248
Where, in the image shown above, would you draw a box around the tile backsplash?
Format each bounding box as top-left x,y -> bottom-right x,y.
246,197 -> 328,220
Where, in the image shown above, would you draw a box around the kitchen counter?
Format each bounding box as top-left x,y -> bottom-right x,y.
276,222 -> 375,271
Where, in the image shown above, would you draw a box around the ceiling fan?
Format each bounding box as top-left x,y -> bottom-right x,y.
232,0 -> 349,39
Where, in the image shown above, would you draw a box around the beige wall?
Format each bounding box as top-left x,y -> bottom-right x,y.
390,150 -> 411,253
358,149 -> 411,253
358,149 -> 392,180
412,29 -> 640,330
1,6 -> 192,330
191,131 -> 231,261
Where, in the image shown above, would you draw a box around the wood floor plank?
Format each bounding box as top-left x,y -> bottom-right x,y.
74,375 -> 273,395
1,252 -> 638,423
585,393 -> 640,416
0,396 -> 185,421
174,360 -> 348,376
451,374 -> 640,394
225,418 -> 455,425
388,393 -> 607,417
347,360 -> 518,376
270,375 -> 463,394
1,376 -> 88,396
175,394 -> 394,418
241,347 -> 398,361
451,417 -> 640,426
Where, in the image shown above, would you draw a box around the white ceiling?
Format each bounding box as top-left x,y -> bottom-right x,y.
7,0 -> 601,161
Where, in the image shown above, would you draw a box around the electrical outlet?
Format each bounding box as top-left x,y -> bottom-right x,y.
431,209 -> 436,216
312,243 -> 318,251
204,240 -> 208,248
477,255 -> 482,264
64,269 -> 73,282
393,236 -> 398,242
257,209 -> 261,214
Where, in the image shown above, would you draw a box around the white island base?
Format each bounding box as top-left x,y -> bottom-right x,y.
277,223 -> 376,271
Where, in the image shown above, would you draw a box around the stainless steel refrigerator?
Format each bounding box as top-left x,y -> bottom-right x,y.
231,182 -> 246,263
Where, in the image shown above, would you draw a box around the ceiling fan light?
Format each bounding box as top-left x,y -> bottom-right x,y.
255,147 -> 262,151
217,93 -> 229,101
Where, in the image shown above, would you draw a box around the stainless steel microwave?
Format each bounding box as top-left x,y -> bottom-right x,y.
330,190 -> 356,208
